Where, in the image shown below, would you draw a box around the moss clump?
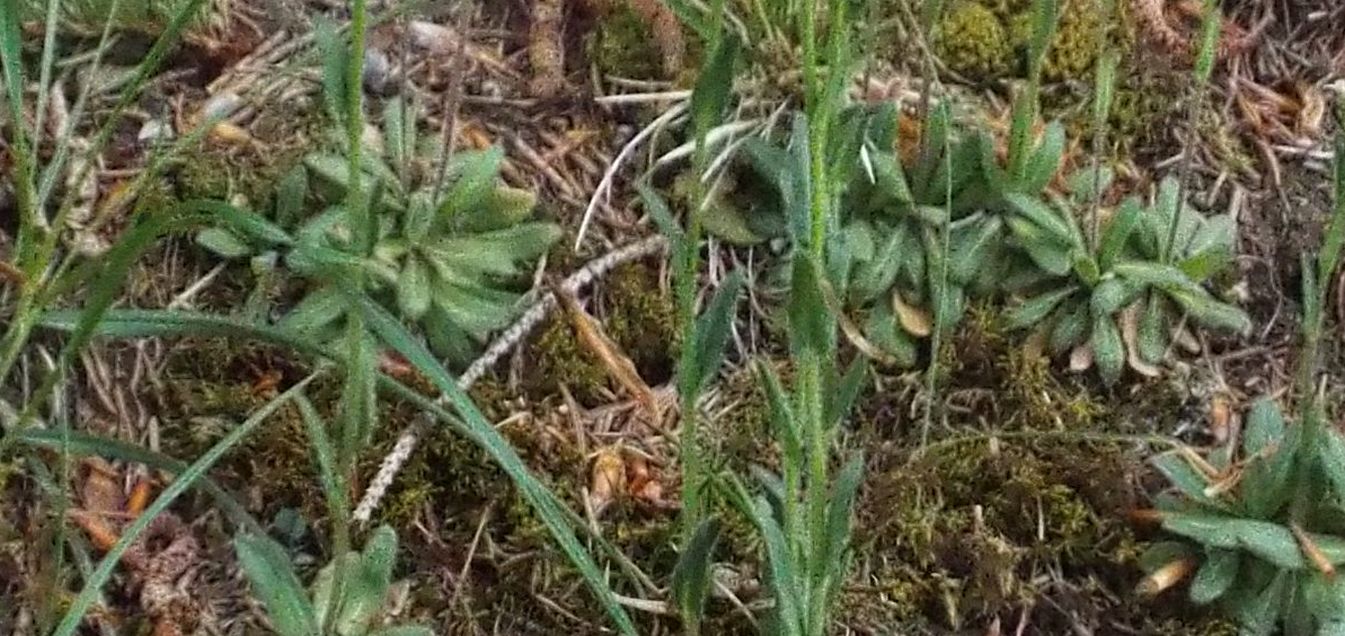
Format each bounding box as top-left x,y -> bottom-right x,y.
848,437 -> 1210,632
1038,0 -> 1104,82
525,262 -> 678,405
603,263 -> 678,384
175,150 -> 234,201
936,0 -> 1113,84
591,3 -> 664,80
936,2 -> 1014,81
524,317 -> 611,405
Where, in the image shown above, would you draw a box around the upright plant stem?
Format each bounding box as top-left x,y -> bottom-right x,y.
678,0 -> 726,540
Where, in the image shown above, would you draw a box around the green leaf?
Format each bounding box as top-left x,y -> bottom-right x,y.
1091,313 -> 1124,384
851,224 -> 905,303
235,533 -> 319,636
1023,121 -> 1065,193
313,552 -> 360,633
1318,429 -> 1345,504
1007,216 -> 1073,275
756,360 -> 802,471
439,147 -> 504,218
1151,451 -> 1219,506
823,454 -> 865,575
1007,91 -> 1037,180
197,228 -> 252,258
1189,549 -> 1239,605
383,96 -> 415,178
638,180 -> 686,245
1244,399 -> 1286,456
316,16 -> 350,126
702,198 -> 767,245
1091,52 -> 1119,132
1168,288 -> 1252,335
1180,214 -> 1236,280
826,357 -> 869,430
1099,198 -> 1141,270
467,186 -> 538,233
671,518 -> 722,636
1112,261 -> 1200,293
1163,513 -> 1305,569
336,525 -> 398,636
1004,286 -> 1079,330
1234,571 -> 1287,636
864,301 -> 918,368
788,254 -> 832,356
1320,131 -> 1345,284
746,496 -> 803,636
690,271 -> 744,393
691,34 -> 739,139
396,256 -> 431,321
1138,293 -> 1169,364
1241,406 -> 1299,520
949,216 -> 1004,284
1192,0 -> 1221,83
280,286 -> 348,335
1073,254 -> 1101,287
870,151 -> 913,204
403,191 -> 435,240
424,223 -> 562,279
1026,0 -> 1060,79
1006,193 -> 1074,243
276,164 -> 309,228
1049,298 -> 1089,354
430,280 -> 520,337
1089,277 -> 1131,318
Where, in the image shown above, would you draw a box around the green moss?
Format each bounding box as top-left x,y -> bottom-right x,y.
1038,0 -> 1105,83
849,437 -> 1195,631
936,2 -> 1014,81
524,262 -> 678,405
175,150 -> 235,201
604,263 -> 678,384
591,3 -> 664,80
524,317 -> 611,405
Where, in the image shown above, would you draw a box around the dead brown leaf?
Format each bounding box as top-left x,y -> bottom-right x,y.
1120,303 -> 1162,377
893,291 -> 933,337
589,446 -> 627,516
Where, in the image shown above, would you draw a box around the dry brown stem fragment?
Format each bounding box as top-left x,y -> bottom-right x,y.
1136,556 -> 1198,596
553,282 -> 660,422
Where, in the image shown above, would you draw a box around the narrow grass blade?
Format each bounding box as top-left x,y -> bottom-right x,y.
672,517 -> 723,636
11,428 -> 261,534
690,270 -> 744,394
52,374 -> 318,636
351,295 -> 637,634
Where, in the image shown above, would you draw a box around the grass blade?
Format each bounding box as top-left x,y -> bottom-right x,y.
672,517 -> 723,636
690,270 -> 744,394
52,373 -> 319,636
350,295 -> 638,634
10,428 -> 261,534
